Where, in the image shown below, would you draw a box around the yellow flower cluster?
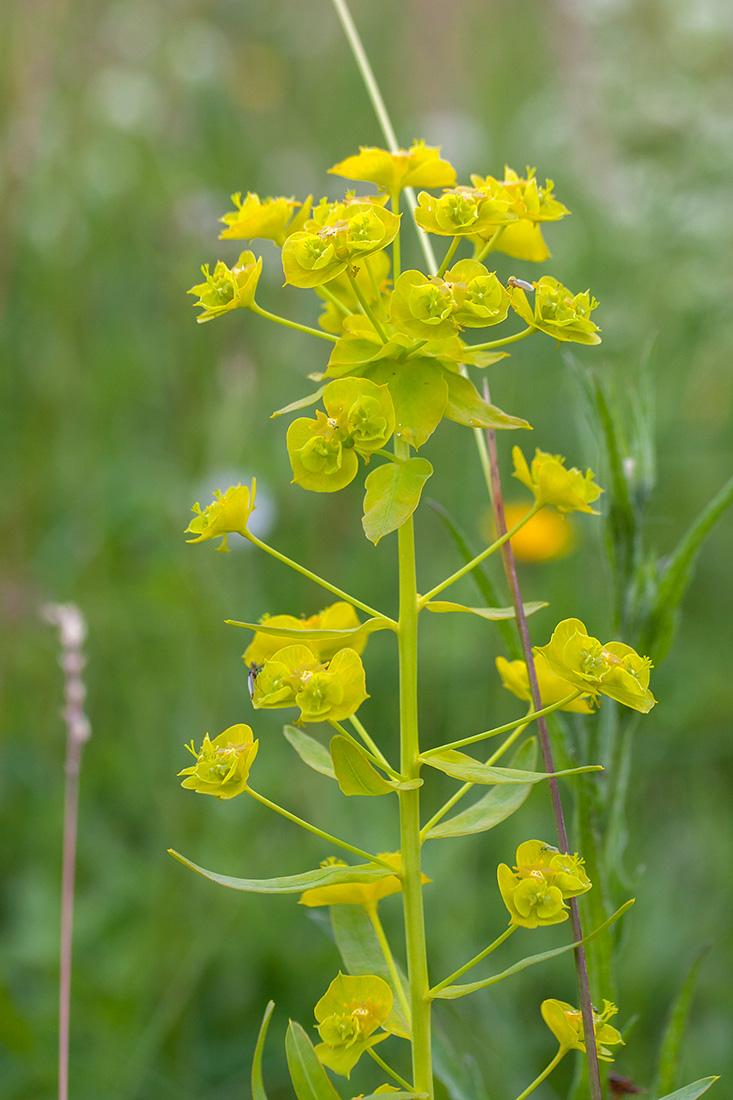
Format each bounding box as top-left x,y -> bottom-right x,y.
178,725 -> 258,800
541,998 -> 624,1061
252,644 -> 368,724
185,482 -> 256,552
314,973 -> 394,1077
497,839 -> 591,928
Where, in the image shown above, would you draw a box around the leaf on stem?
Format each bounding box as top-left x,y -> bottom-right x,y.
432,899 -> 635,999
420,750 -> 601,786
284,725 -> 337,778
362,459 -> 433,544
441,370 -> 530,430
227,616 -> 395,640
365,358 -> 448,448
423,600 -> 547,620
252,1001 -> 275,1100
331,736 -> 421,795
168,851 -> 394,893
425,739 -> 538,839
655,1080 -> 720,1100
286,1020 -> 343,1100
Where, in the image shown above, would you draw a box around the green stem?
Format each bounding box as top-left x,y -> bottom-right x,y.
365,255 -> 389,320
244,786 -> 395,869
395,434 -> 434,1100
436,235 -> 461,278
420,693 -> 581,757
350,714 -> 393,771
330,0 -> 437,275
348,272 -> 388,341
473,225 -> 506,264
316,284 -> 351,318
371,448 -> 402,463
250,303 -> 338,342
468,326 -> 535,352
329,720 -> 405,782
367,1048 -> 414,1091
245,532 -> 393,623
513,1048 -> 567,1100
420,721 -> 530,839
367,906 -> 412,1023
430,925 -> 516,995
391,190 -> 401,280
418,502 -> 542,605
404,339 -> 428,360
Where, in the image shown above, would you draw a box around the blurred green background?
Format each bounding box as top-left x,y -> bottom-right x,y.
1,0 -> 732,1097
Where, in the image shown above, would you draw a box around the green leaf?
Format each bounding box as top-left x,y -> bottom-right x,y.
655,1080 -> 719,1100
640,472 -> 733,661
432,899 -> 634,999
427,498 -> 521,658
330,736 -> 396,796
365,358 -> 448,448
284,725 -> 336,778
285,1020 -> 343,1100
654,946 -> 711,1098
424,600 -> 547,620
441,370 -> 530,430
331,906 -> 411,1039
420,749 -> 602,786
271,385 -> 328,418
252,1001 -> 275,1100
425,739 -> 538,839
168,850 -> 393,893
362,458 -> 433,545
226,615 -> 395,639
358,1093 -> 425,1100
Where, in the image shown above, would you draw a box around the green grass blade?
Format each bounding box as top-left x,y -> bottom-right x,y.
251,1001 -> 275,1100
653,946 -> 711,1098
655,1078 -> 719,1100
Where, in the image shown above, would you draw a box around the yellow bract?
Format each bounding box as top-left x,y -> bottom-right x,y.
510,275 -> 601,345
541,998 -> 624,1061
314,972 -> 393,1077
329,141 -> 456,194
244,602 -> 367,666
495,654 -> 595,713
178,724 -> 258,800
497,839 -> 591,929
535,618 -> 657,713
185,482 -> 256,553
218,192 -> 306,246
187,250 -> 262,322
469,167 -> 570,261
252,644 -> 368,723
512,447 -> 603,515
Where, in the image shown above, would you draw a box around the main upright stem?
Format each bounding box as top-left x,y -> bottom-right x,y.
395,442 -> 433,1099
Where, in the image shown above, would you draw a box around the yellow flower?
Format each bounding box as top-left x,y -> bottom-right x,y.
497,839 -> 591,929
329,141 -> 456,193
510,275 -> 601,345
535,619 -> 657,713
469,167 -> 570,261
185,482 -> 256,553
251,644 -> 368,723
178,724 -> 258,800
299,852 -> 429,910
314,973 -> 393,1077
218,192 -> 305,246
512,447 -> 603,515
282,201 -> 400,289
495,654 -> 595,713
414,181 -> 516,237
541,998 -> 624,1061
187,250 -> 262,322
498,502 -> 574,563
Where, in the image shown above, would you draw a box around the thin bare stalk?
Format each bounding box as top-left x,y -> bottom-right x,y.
479,381 -> 603,1100
42,603 -> 92,1100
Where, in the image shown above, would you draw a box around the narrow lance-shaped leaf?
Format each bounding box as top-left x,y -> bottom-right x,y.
330,736 -> 397,796
286,1020 -> 343,1100
432,900 -> 634,999
362,459 -> 433,545
655,1080 -> 719,1100
252,1001 -> 275,1100
441,369 -> 530,430
421,749 -> 602,786
168,850 -> 394,893
284,725 -> 336,778
425,739 -> 538,839
654,946 -> 711,1099
424,600 -> 547,620
226,616 -> 395,640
